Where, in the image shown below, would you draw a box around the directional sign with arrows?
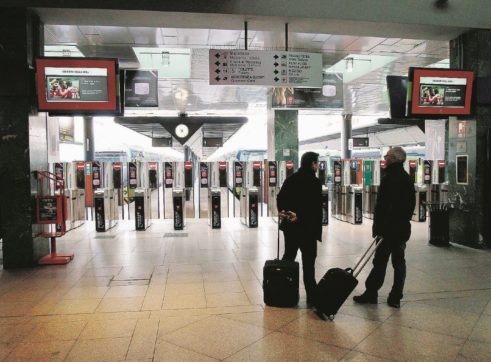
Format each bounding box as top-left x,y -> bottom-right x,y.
209,49 -> 322,87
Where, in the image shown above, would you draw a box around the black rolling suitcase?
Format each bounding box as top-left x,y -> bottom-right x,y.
263,217 -> 299,307
315,237 -> 382,320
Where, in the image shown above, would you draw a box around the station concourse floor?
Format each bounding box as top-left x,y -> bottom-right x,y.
1,218 -> 491,361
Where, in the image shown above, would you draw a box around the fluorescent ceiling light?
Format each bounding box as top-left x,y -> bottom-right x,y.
132,47 -> 191,79
44,45 -> 84,57
325,54 -> 396,83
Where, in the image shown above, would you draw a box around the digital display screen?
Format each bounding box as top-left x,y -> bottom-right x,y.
409,68 -> 474,117
124,70 -> 158,107
36,58 -> 118,112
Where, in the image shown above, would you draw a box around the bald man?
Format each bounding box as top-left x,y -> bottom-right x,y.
354,147 -> 415,308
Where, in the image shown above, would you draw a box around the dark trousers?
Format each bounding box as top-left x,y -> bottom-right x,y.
282,231 -> 317,301
365,238 -> 407,300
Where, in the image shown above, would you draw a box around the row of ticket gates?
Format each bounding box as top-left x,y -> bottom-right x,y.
49,157 -> 446,233
331,159 -> 448,225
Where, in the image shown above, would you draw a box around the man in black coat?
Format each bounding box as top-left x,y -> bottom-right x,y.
354,147 -> 415,308
277,152 -> 322,306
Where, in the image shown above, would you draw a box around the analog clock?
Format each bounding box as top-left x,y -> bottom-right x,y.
175,124 -> 189,138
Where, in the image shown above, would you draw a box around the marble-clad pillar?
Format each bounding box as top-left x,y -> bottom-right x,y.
0,8 -> 48,267
448,30 -> 491,248
274,110 -> 299,169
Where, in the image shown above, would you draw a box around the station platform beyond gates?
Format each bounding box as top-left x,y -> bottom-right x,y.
0,218 -> 490,361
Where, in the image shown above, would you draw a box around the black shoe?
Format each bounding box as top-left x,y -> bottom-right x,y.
353,293 -> 378,304
387,297 -> 400,308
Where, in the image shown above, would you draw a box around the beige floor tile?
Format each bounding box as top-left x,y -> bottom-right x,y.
24,320 -> 86,342
105,285 -> 148,298
458,340 -> 491,361
226,331 -> 349,361
0,289 -> 50,303
0,302 -> 35,317
66,337 -> 131,362
469,315 -> 491,343
162,293 -> 207,309
386,301 -> 480,338
84,267 -> 121,277
96,296 -> 144,312
0,343 -> 16,361
206,292 -> 251,308
340,350 -> 392,361
73,276 -> 113,287
7,340 -> 74,361
164,283 -> 204,297
126,319 -> 159,360
338,305 -> 396,323
166,272 -> 203,284
141,285 -> 166,311
50,298 -> 101,314
162,315 -> 267,360
221,309 -> 305,330
62,286 -> 108,299
355,323 -> 465,360
204,281 -> 244,294
280,312 -> 380,349
79,318 -> 137,339
203,271 -> 239,282
156,315 -> 208,337
154,340 -> 218,361
0,323 -> 36,343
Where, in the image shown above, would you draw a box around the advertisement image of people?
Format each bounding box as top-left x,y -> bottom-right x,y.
418,76 -> 467,108
44,67 -> 108,103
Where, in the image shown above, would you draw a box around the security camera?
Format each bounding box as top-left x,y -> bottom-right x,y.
434,0 -> 449,9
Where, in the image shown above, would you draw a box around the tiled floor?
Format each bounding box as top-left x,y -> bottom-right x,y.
0,217 -> 491,361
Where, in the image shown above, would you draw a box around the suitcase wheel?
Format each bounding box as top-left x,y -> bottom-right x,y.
327,314 -> 335,321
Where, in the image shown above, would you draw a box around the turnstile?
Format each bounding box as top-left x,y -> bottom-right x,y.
242,187 -> 259,228
347,186 -> 363,225
95,189 -> 118,232
413,185 -> 427,222
321,186 -> 329,225
173,189 -> 185,230
135,188 -> 151,230
209,188 -> 221,229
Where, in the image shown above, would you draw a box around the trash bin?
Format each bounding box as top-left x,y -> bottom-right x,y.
427,203 -> 450,246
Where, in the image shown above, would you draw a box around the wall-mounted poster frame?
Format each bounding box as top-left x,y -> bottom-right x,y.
456,155 -> 468,185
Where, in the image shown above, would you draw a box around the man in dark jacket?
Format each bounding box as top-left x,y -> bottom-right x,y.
277,152 -> 322,306
354,146 -> 415,308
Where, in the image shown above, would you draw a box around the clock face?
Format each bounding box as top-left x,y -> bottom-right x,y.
175,124 -> 189,138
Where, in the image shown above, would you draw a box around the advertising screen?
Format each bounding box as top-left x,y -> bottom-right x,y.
408,68 -> 474,117
36,58 -> 118,112
124,70 -> 158,107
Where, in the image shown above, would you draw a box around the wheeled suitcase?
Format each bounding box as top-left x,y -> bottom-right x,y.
315,237 -> 382,320
263,217 -> 299,307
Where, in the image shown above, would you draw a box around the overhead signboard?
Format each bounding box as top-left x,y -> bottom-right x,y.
124,70 -> 158,107
209,49 -> 322,87
272,73 -> 343,109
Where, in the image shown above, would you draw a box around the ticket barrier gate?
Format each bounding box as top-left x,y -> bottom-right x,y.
428,183 -> 448,203
340,186 -> 348,221
363,185 -> 379,219
347,186 -> 363,225
173,189 -> 185,230
209,188 -> 221,229
95,189 -> 118,232
242,187 -> 259,228
321,186 -> 329,225
413,185 -> 427,222
135,188 -> 151,230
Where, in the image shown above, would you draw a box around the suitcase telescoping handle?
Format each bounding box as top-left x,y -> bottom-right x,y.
277,215 -> 281,259
352,236 -> 383,278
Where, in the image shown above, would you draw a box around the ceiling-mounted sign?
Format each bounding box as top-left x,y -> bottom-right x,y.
124,70 -> 158,108
272,73 -> 343,109
209,49 -> 322,87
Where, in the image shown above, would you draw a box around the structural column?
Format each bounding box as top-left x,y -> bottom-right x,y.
0,8 -> 48,268
448,30 -> 491,248
83,116 -> 95,161
341,113 -> 352,159
273,110 -> 299,168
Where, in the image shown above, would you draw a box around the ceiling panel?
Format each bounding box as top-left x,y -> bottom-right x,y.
44,25 -> 88,45
128,27 -> 163,45
177,29 -> 210,46
322,35 -> 359,51
345,37 -> 386,52
96,26 -> 134,44
208,29 -> 241,46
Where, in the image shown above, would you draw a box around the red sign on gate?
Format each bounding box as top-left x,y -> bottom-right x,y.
184,162 -> 193,170
253,161 -> 261,169
219,162 -> 227,170
409,160 -> 417,168
149,162 -> 157,170
113,162 -> 121,171
77,162 -> 85,171
438,160 -> 445,168
286,161 -> 294,169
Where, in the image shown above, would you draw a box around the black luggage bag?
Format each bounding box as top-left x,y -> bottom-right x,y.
263,217 -> 299,308
315,237 -> 382,320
